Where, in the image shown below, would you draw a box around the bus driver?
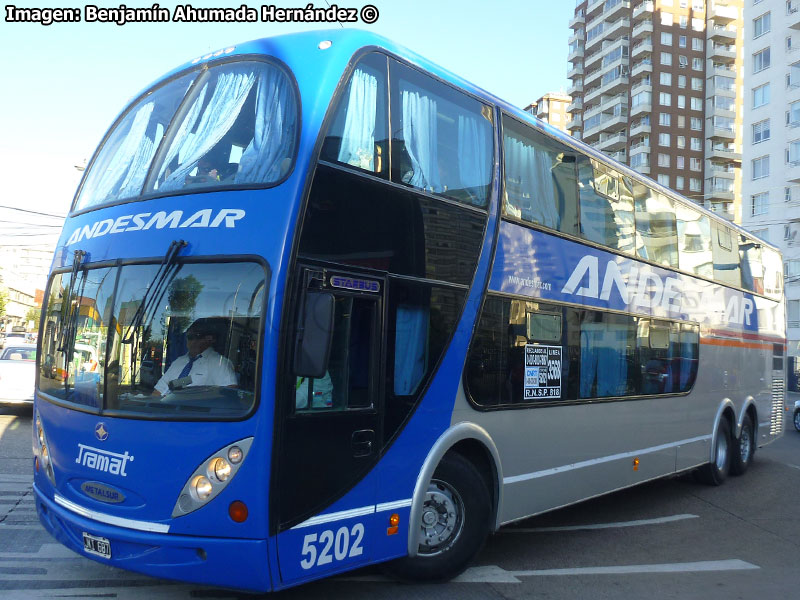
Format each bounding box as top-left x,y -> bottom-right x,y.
152,320 -> 237,396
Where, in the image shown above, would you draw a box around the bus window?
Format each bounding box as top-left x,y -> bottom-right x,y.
502,117 -> 579,235
75,73 -> 196,210
391,61 -> 493,208
739,235 -> 764,294
577,157 -> 635,253
711,221 -> 741,288
149,60 -> 298,193
320,53 -> 388,177
39,268 -> 115,408
762,247 -> 784,300
676,203 -> 713,279
634,186 -> 678,268
579,311 -> 637,399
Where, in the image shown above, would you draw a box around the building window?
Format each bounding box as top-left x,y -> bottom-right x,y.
679,55 -> 689,68
753,119 -> 771,144
691,137 -> 702,151
677,135 -> 686,149
679,35 -> 687,48
690,117 -> 702,131
692,57 -> 703,70
660,72 -> 672,86
678,115 -> 686,128
753,47 -> 771,73
659,133 -> 671,146
689,178 -> 701,192
660,92 -> 672,105
680,15 -> 688,28
676,156 -> 685,169
661,52 -> 673,66
788,100 -> 800,126
692,38 -> 703,52
659,112 -> 672,126
658,153 -> 671,167
661,32 -> 673,46
691,77 -> 703,91
657,174 -> 670,187
690,97 -> 703,111
753,83 -> 770,107
676,175 -> 685,189
662,12 -> 674,26
690,158 -> 702,171
678,74 -> 687,88
691,18 -> 703,31
677,95 -> 686,109
752,228 -> 769,242
752,155 -> 770,180
754,12 -> 771,39
752,192 -> 769,216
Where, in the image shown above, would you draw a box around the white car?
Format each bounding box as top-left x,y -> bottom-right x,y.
0,343 -> 36,405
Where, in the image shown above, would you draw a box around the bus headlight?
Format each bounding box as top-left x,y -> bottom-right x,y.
172,437 -> 253,518
34,412 -> 56,486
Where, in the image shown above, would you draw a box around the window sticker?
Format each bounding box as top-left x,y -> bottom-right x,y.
524,344 -> 562,400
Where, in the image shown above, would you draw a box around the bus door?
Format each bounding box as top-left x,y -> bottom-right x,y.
275,267 -> 384,583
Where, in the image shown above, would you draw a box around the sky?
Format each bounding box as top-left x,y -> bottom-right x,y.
0,0 -> 573,244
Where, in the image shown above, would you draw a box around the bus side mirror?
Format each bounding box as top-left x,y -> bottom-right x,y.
293,291 -> 334,379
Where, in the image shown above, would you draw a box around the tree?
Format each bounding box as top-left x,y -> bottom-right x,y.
26,307 -> 40,331
0,287 -> 7,322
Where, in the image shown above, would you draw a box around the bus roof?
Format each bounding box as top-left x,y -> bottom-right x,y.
118,29 -> 776,254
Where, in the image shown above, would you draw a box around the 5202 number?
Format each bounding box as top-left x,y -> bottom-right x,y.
300,523 -> 365,570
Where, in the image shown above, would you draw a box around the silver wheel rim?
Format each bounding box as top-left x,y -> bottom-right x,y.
418,478 -> 464,556
715,429 -> 728,470
795,412 -> 800,431
739,426 -> 752,463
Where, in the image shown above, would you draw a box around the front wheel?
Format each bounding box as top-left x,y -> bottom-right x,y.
730,413 -> 754,476
385,453 -> 490,582
697,417 -> 731,486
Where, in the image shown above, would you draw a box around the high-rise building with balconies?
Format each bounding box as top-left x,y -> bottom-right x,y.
567,0 -> 744,223
524,92 -> 573,132
741,0 -> 800,360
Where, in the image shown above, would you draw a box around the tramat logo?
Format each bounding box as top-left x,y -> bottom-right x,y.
76,443 -> 134,477
561,256 -> 755,326
65,208 -> 246,246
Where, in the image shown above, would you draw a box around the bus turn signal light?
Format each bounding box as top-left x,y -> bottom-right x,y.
229,501 -> 248,523
387,513 -> 399,535
633,458 -> 640,471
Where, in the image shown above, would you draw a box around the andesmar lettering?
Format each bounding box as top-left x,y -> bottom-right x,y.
76,444 -> 134,477
65,208 -> 245,246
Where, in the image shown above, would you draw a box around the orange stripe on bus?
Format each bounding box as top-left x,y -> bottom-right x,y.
700,338 -> 775,350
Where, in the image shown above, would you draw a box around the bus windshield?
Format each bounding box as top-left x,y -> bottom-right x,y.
39,261 -> 266,419
74,59 -> 298,212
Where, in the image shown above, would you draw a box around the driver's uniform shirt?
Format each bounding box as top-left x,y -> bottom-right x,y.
154,348 -> 237,395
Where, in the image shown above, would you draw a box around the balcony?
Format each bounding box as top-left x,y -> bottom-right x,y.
569,30 -> 583,45
630,101 -> 652,118
569,13 -> 585,29
708,146 -> 742,162
584,66 -> 604,88
632,1 -> 654,22
788,159 -> 800,184
568,64 -> 584,79
603,0 -> 630,22
632,164 -> 650,175
586,75 -> 630,103
709,25 -> 737,43
568,98 -> 583,112
629,140 -> 650,155
630,120 -> 651,137
709,126 -> 736,141
706,83 -> 736,99
710,106 -> 737,120
631,39 -> 653,58
606,150 -> 627,163
598,130 -> 628,152
710,64 -> 736,79
630,78 -> 652,94
583,112 -> 628,141
709,3 -> 737,23
587,18 -> 631,51
631,59 -> 653,77
568,45 -> 585,61
567,114 -> 583,131
632,19 -> 653,38
791,3 -> 800,30
707,164 -> 736,179
587,0 -> 604,18
568,80 -> 584,95
709,43 -> 737,62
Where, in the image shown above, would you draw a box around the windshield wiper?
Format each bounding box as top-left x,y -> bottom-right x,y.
122,240 -> 186,390
58,249 -> 87,394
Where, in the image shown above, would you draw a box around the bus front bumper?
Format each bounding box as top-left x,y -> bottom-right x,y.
34,483 -> 272,592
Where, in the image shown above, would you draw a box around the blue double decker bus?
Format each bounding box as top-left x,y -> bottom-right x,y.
33,30 -> 786,591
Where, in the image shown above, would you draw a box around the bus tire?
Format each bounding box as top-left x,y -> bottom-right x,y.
730,413 -> 754,476
794,409 -> 800,432
698,417 -> 731,486
385,453 -> 490,582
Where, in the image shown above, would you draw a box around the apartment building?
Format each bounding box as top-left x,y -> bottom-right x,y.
524,92 -> 573,131
741,0 -> 800,359
567,0 -> 744,222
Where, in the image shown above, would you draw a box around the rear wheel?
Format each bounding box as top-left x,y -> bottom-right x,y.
698,417 -> 731,486
794,410 -> 800,432
730,413 -> 754,476
385,453 -> 490,582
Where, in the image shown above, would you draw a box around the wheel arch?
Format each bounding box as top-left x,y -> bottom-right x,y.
710,399 -> 736,465
407,422 -> 502,557
738,397 -> 758,441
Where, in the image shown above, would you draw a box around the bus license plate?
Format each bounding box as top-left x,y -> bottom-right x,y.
82,532 -> 111,559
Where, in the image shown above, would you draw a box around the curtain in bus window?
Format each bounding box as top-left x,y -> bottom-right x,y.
335,68 -> 378,171
400,88 -> 440,191
159,67 -> 256,191
93,102 -> 156,201
394,305 -> 429,395
580,316 -> 631,398
739,236 -> 764,294
236,67 -> 297,183
456,114 -> 489,207
503,135 -> 559,229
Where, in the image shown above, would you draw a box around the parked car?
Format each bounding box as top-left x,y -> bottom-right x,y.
794,400 -> 800,432
0,343 -> 36,405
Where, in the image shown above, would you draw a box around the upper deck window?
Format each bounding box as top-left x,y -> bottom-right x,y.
74,60 -> 298,212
